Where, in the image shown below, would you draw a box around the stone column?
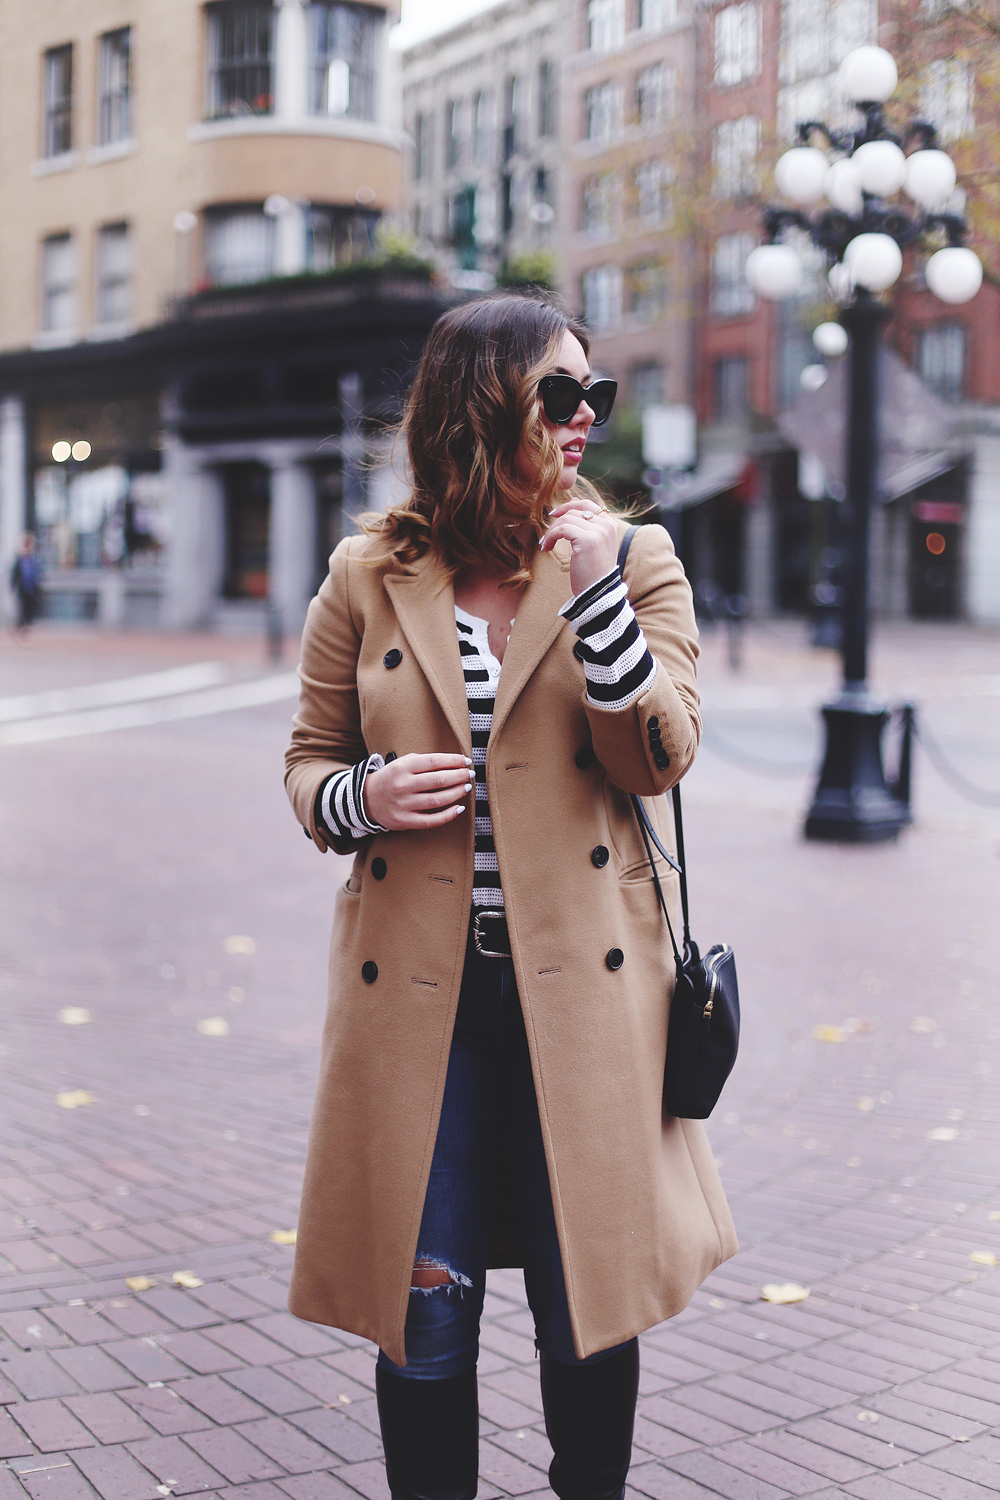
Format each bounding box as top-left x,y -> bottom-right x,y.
274,0 -> 309,121
162,434 -> 226,629
966,431 -> 1000,625
268,455 -> 316,641
0,398 -> 28,626
744,487 -> 775,619
274,201 -> 309,276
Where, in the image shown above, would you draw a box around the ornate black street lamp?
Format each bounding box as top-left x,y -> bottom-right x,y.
745,44 -> 983,842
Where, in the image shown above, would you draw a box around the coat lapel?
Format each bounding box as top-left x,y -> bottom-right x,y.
489,541 -> 572,745
383,557 -> 472,755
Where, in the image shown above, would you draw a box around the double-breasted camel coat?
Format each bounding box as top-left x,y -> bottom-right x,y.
284,519 -> 737,1365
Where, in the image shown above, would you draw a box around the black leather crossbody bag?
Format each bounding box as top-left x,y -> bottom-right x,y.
617,526 -> 740,1119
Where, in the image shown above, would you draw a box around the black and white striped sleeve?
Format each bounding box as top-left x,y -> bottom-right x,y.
316,754 -> 388,842
559,566 -> 657,711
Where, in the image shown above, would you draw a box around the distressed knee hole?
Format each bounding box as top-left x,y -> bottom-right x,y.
410,1257 -> 474,1294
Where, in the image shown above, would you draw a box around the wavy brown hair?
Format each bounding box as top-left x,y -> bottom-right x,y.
360,294 -> 606,583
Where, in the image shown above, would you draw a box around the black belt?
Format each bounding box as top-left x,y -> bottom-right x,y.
470,908 -> 511,959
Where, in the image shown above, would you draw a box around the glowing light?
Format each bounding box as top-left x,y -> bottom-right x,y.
71,440 -> 92,461
51,441 -> 72,463
926,532 -> 946,555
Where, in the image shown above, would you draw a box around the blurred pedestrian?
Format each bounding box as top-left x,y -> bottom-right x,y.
285,295 -> 736,1500
9,532 -> 41,630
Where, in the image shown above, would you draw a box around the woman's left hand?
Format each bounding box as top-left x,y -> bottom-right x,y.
539,500 -> 619,597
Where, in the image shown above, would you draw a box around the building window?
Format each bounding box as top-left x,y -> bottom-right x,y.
582,173 -> 620,235
97,29 -> 131,145
204,207 -> 275,285
582,264 -> 623,332
637,62 -> 675,131
715,4 -> 761,86
206,2 -> 274,120
501,173 -> 515,236
95,223 -> 133,325
711,232 -> 756,315
630,360 -> 663,407
43,44 -> 74,157
588,0 -> 625,53
585,80 -> 622,143
445,98 -> 464,170
713,115 -> 760,198
639,0 -> 676,31
307,205 -> 378,269
629,261 -> 668,321
538,59 -> 556,138
41,233 -> 77,332
503,75 -> 524,159
413,111 -> 431,179
918,322 -> 965,399
308,3 -> 379,120
714,355 -> 750,419
920,59 -> 974,142
635,158 -> 672,226
473,90 -> 495,164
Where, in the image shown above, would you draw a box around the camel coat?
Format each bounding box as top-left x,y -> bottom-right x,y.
284,520 -> 737,1364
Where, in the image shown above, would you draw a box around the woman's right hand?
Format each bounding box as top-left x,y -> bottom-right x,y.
364,753 -> 474,831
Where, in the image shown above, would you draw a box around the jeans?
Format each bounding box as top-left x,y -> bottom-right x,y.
377,933 -> 633,1381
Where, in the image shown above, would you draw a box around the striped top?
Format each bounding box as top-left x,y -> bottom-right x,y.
316,565 -> 657,912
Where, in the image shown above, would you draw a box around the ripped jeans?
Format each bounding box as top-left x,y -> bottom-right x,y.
376,931 -> 633,1381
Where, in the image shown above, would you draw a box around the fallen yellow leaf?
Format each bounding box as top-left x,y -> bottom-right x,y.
224,935 -> 256,955
126,1275 -> 156,1292
857,1096 -> 875,1112
270,1229 -> 297,1245
196,1017 -> 229,1036
970,1250 -> 998,1266
58,1007 -> 92,1026
989,1211 -> 1000,1222
911,1016 -> 938,1033
928,1126 -> 959,1142
56,1090 -> 94,1109
761,1282 -> 810,1304
857,1410 -> 880,1423
812,1025 -> 846,1044
708,1297 -> 726,1310
171,1270 -> 203,1288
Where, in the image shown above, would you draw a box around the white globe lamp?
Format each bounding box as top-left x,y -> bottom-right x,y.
801,364 -> 829,392
853,140 -> 907,198
844,232 -> 903,291
838,46 -> 898,104
775,146 -> 830,205
828,261 -> 854,301
904,150 -> 957,210
924,245 -> 983,304
825,158 -> 863,215
744,243 -> 803,300
813,321 -> 849,357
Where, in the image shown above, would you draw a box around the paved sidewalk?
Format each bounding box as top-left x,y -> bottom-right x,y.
0,622 -> 998,1499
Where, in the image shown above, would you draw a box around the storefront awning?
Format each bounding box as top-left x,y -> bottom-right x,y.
778,346 -> 959,500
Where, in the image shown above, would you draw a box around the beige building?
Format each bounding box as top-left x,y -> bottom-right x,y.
559,0 -> 697,410
399,0 -> 564,285
0,0 -> 441,633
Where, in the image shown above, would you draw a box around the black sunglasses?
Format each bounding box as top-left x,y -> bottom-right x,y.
538,374 -> 618,427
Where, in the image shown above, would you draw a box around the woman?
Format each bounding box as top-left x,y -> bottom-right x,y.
285,295 -> 737,1500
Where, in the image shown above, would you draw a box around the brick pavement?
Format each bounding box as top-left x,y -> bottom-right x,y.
0,621 -> 998,1497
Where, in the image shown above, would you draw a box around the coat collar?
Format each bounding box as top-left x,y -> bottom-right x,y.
381,542 -> 572,754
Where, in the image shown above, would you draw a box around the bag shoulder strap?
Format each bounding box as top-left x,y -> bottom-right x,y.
617,523 -> 694,957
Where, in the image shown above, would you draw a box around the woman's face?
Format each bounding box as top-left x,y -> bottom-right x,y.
521,329 -> 596,492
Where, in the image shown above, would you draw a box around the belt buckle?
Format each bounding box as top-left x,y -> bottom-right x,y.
473,909 -> 508,959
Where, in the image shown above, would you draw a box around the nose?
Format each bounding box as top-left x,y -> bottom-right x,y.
574,399 -> 595,428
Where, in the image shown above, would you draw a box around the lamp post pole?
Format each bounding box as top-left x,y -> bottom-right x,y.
803,294 -> 908,841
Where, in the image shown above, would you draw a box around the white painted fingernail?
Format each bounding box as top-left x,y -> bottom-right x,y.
465,782 -> 473,792
455,805 -> 466,813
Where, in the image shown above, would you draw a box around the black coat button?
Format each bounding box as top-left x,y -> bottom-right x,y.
573,640 -> 587,661
371,857 -> 387,880
649,730 -> 662,746
383,648 -> 403,669
591,845 -> 610,868
362,961 -> 378,984
647,716 -> 659,730
655,752 -> 670,769
384,752 -> 397,763
575,746 -> 594,770
606,948 -> 624,971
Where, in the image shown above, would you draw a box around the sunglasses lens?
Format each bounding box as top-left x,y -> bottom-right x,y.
587,381 -> 618,426
540,376 -> 580,424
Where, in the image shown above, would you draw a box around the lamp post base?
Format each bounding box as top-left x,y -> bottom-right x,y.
804,693 -> 910,843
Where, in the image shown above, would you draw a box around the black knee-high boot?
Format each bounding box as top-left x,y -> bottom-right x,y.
375,1364 -> 479,1500
539,1340 -> 640,1500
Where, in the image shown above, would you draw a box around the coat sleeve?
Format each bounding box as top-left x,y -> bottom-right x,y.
585,522 -> 701,796
284,537 -> 371,855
